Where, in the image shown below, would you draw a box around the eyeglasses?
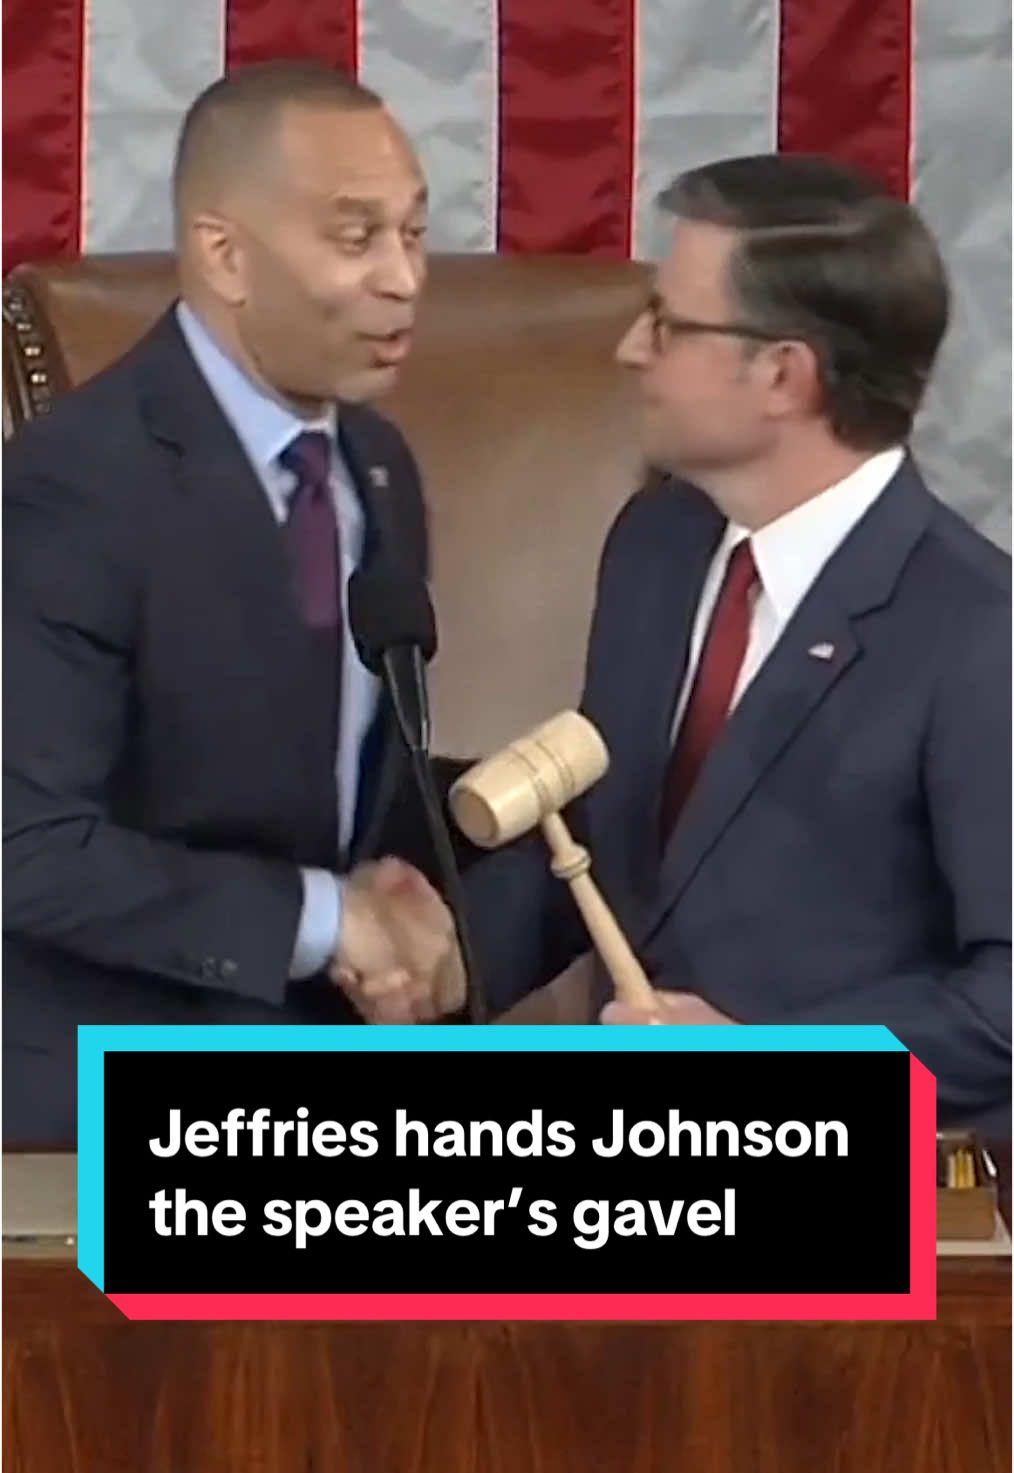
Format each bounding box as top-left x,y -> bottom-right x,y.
642,293 -> 792,356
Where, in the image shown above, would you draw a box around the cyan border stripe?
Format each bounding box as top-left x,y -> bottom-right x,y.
79,1024 -> 904,1054
77,1027 -> 106,1290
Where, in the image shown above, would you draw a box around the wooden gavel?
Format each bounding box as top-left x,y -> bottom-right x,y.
448,711 -> 655,1008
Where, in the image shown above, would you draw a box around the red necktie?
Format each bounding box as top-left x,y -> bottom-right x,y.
660,538 -> 758,842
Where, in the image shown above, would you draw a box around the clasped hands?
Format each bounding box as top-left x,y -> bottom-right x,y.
331,856 -> 736,1027
330,858 -> 466,1023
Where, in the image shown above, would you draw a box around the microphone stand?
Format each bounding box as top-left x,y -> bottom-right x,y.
382,647 -> 488,1026
408,749 -> 488,1026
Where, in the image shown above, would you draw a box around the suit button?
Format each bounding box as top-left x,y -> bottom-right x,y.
201,958 -> 219,980
219,960 -> 238,982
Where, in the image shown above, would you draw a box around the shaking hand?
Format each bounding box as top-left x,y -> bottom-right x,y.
330,857 -> 465,1024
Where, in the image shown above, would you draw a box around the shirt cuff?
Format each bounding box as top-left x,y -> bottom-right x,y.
290,869 -> 343,980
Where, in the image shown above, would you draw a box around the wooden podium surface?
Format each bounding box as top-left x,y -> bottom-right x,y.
4,1159 -> 1011,1473
2,1252 -> 1010,1473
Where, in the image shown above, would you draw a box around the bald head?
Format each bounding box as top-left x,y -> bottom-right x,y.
173,61 -> 427,415
173,60 -> 383,229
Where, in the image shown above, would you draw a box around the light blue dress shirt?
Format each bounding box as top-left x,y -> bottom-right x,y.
176,302 -> 380,978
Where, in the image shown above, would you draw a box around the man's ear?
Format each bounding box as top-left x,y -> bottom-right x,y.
188,213 -> 248,309
764,339 -> 824,423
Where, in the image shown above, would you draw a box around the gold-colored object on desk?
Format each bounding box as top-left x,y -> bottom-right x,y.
963,1149 -> 976,1188
946,1146 -> 976,1190
937,1131 -> 998,1240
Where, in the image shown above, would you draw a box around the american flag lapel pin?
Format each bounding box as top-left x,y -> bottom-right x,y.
808,642 -> 835,661
368,465 -> 389,490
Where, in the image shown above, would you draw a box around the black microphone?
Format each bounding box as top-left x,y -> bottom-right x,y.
348,563 -> 436,754
348,560 -> 487,1025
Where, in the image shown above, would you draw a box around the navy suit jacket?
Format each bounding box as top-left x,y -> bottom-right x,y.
466,460 -> 1012,1136
3,311 -> 434,1145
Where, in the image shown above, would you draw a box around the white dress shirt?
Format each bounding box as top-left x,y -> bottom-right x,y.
177,302 -> 380,977
671,447 -> 906,739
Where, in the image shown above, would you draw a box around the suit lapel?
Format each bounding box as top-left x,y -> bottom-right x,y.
615,487 -> 725,901
338,405 -> 408,562
338,405 -> 418,865
136,312 -> 428,869
642,456 -> 933,942
138,312 -> 337,846
650,601 -> 860,923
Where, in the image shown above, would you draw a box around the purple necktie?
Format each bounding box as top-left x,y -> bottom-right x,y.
279,431 -> 340,630
280,431 -> 342,781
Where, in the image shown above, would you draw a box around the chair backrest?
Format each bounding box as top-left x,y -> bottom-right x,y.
3,252 -> 650,755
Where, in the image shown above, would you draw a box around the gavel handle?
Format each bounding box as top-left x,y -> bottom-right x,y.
539,812 -> 655,1009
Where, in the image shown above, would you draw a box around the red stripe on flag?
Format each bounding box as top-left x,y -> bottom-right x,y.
498,0 -> 636,256
778,0 -> 913,199
2,0 -> 86,273
226,0 -> 359,77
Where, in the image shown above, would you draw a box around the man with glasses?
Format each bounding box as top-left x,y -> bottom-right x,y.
461,152 -> 1010,1135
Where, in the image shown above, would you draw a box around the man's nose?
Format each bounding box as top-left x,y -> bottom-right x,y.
371,233 -> 424,299
616,313 -> 651,370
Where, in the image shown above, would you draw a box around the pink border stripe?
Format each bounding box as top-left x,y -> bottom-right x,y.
107,1056 -> 936,1324
108,1287 -> 931,1321
907,1054 -> 937,1314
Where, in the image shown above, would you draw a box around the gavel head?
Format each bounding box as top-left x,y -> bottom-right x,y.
449,710 -> 609,848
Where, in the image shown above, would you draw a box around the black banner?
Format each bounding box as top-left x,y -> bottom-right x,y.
100,1043 -> 911,1296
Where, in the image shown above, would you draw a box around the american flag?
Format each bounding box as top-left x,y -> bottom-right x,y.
3,0 -> 1010,542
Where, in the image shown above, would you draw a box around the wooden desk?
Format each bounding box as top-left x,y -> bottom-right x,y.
4,1154 -> 1010,1473
3,1252 -> 1008,1472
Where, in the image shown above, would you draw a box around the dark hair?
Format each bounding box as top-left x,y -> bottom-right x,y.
173,60 -> 382,220
658,154 -> 950,450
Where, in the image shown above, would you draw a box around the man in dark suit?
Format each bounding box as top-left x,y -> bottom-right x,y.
455,155 -> 1010,1135
3,61 -> 462,1146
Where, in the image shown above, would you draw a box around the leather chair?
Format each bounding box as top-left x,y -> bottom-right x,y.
2,251 -> 651,1020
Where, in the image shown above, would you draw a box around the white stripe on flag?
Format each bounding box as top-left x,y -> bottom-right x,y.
632,0 -> 779,261
82,0 -> 224,252
911,0 -> 1012,547
358,0 -> 498,253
